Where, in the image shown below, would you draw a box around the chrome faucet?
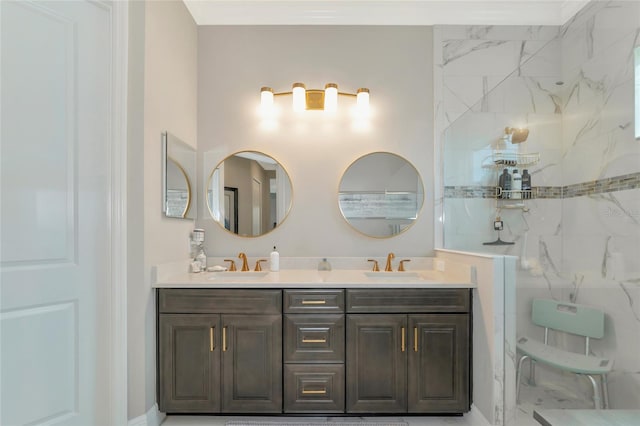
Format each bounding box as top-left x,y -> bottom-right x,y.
238,252 -> 249,271
385,252 -> 395,272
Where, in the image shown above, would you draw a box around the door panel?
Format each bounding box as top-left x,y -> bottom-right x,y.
1,1 -> 112,424
408,314 -> 469,412
221,315 -> 282,413
159,315 -> 221,413
346,314 -> 407,413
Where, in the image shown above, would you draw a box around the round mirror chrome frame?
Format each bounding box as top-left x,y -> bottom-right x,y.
338,152 -> 424,238
206,151 -> 293,238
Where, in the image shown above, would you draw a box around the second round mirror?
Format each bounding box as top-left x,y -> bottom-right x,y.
338,152 -> 424,238
207,151 -> 292,237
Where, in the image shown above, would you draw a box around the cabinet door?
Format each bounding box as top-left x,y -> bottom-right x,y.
159,314 -> 221,412
221,314 -> 282,413
408,314 -> 469,413
346,314 -> 407,413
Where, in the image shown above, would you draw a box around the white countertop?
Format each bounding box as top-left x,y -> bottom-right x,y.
152,261 -> 476,289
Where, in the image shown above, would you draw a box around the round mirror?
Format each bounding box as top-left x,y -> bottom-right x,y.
166,157 -> 192,218
207,151 -> 293,237
338,152 -> 424,238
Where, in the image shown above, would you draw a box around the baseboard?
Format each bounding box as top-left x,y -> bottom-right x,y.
128,403 -> 166,426
469,403 -> 493,426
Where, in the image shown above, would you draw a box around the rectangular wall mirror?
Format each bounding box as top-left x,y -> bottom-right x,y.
162,131 -> 196,219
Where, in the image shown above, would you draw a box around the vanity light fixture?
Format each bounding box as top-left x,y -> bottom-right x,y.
260,83 -> 370,114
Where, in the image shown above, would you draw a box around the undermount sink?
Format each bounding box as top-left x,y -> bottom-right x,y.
208,271 -> 269,280
364,271 -> 420,278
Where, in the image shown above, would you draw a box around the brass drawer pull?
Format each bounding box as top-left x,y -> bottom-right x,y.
414,327 -> 418,352
302,338 -> 327,343
223,326 -> 227,352
401,327 -> 406,352
210,327 -> 215,352
301,300 -> 326,305
302,388 -> 327,395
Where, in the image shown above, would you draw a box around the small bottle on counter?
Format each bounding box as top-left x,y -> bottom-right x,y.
270,246 -> 280,272
318,258 -> 332,271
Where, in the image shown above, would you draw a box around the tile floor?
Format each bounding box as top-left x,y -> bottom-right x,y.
161,381 -> 598,426
162,410 -> 491,426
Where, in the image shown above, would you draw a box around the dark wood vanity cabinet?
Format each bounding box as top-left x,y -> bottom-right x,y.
157,287 -> 470,415
283,290 -> 346,413
158,289 -> 282,413
346,289 -> 471,414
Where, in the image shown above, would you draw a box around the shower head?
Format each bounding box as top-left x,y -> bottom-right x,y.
505,127 -> 529,144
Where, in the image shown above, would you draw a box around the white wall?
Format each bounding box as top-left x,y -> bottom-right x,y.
196,26 -> 434,258
127,0 -> 198,420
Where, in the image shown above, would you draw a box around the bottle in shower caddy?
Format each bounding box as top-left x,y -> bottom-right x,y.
521,169 -> 532,199
498,168 -> 511,199
511,169 -> 522,199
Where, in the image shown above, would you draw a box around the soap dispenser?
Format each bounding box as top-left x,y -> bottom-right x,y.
269,246 -> 279,272
318,258 -> 332,271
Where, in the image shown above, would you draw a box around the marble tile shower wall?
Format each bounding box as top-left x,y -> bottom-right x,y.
559,0 -> 640,409
437,0 -> 640,412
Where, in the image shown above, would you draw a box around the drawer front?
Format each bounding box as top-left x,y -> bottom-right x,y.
346,289 -> 470,313
284,290 -> 344,313
284,314 -> 345,363
284,364 -> 345,413
158,289 -> 281,314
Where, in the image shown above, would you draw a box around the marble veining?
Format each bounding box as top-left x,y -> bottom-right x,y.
437,1 -> 640,421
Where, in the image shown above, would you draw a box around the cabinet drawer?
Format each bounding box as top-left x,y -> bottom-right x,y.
284,364 -> 345,413
346,289 -> 470,313
284,314 -> 345,363
284,290 -> 344,313
158,289 -> 281,314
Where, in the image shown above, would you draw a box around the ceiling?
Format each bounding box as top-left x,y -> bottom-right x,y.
183,0 -> 590,26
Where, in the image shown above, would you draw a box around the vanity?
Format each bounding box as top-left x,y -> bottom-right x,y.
156,143 -> 478,416
154,264 -> 475,416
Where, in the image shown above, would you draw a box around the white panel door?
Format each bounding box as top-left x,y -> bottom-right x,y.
1,1 -> 113,425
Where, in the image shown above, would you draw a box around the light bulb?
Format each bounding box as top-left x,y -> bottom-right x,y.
292,82 -> 306,112
260,87 -> 274,116
324,83 -> 338,113
356,88 -> 370,115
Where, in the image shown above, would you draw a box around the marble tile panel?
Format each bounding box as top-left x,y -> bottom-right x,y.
442,39 -> 520,77
518,39 -> 562,77
590,1 -> 640,56
580,32 -> 635,87
562,133 -> 640,185
438,25 -> 559,42
561,135 -> 619,185
560,20 -> 590,75
561,0 -> 609,36
597,74 -> 635,136
444,75 -> 506,114
501,77 -> 563,114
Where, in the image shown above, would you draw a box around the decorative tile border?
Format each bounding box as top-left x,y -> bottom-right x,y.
444,172 -> 640,199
